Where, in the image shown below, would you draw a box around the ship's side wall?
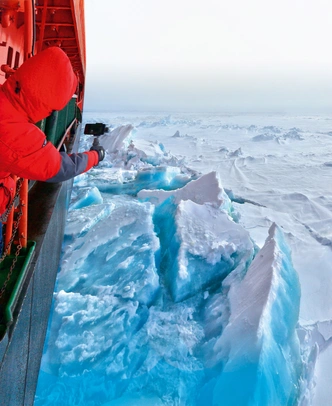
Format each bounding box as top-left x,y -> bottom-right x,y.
0,127 -> 81,406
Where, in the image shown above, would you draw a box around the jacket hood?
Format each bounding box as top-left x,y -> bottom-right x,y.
1,47 -> 77,123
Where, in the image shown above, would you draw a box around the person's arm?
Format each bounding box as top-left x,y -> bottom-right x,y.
45,150 -> 99,183
0,123 -> 103,182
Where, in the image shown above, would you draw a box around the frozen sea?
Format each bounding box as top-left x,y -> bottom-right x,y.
35,112 -> 332,406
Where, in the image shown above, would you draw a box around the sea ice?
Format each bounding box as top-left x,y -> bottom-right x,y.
85,166 -> 196,196
208,224 -> 302,405
59,197 -> 160,306
138,171 -> 232,213
34,113 -> 326,406
98,124 -> 134,153
69,186 -> 103,210
154,198 -> 255,302
78,124 -> 198,196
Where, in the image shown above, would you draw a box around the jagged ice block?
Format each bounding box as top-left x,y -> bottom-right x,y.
210,223 -> 302,406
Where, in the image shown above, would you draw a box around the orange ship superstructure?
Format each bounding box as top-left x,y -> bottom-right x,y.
0,2 -> 87,404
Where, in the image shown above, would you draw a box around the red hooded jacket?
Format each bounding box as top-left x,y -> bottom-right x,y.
0,47 -> 99,215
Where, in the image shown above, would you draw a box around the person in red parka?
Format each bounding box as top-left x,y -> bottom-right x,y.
0,46 -> 105,218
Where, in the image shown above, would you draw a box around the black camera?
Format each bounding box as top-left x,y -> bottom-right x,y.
84,123 -> 109,136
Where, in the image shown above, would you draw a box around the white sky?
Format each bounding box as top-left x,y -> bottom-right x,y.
84,0 -> 332,113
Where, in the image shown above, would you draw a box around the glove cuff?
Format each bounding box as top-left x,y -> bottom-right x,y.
85,151 -> 99,168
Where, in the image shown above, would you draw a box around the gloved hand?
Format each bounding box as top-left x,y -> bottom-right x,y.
90,139 -> 105,163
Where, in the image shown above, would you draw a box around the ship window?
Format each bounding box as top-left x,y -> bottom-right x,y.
6,46 -> 13,67
14,51 -> 20,69
5,47 -> 14,78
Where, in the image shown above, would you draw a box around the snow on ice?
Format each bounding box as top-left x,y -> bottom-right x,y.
35,113 -> 332,406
